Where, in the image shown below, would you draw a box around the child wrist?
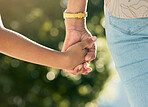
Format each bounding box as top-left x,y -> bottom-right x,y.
62,52 -> 72,69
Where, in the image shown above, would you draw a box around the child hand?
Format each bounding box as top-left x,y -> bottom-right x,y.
64,36 -> 97,70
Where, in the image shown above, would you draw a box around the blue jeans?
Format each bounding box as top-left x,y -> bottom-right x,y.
105,10 -> 148,107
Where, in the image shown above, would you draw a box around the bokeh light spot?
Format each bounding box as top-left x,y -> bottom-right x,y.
78,85 -> 92,95
60,0 -> 67,8
4,57 -> 12,64
85,102 -> 97,107
11,60 -> 20,68
10,21 -> 20,30
27,64 -> 35,71
59,99 -> 70,107
43,21 -> 52,31
53,93 -> 61,101
26,8 -> 43,22
100,17 -> 105,28
58,42 -> 63,50
50,28 -> 59,37
46,72 -> 55,80
95,25 -> 103,34
43,97 -> 52,106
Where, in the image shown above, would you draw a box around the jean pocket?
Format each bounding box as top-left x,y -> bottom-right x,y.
109,13 -> 148,35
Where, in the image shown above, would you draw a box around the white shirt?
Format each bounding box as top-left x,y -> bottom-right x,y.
105,0 -> 148,18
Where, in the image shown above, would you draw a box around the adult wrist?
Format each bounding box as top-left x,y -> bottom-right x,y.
63,7 -> 87,31
65,18 -> 86,31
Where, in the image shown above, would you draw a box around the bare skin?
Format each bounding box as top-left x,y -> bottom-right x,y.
0,17 -> 96,70
63,0 -> 97,75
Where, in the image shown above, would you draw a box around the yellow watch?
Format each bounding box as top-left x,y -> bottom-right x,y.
63,11 -> 87,19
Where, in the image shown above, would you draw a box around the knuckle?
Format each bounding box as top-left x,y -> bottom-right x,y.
72,73 -> 77,75
87,39 -> 92,44
81,43 -> 85,48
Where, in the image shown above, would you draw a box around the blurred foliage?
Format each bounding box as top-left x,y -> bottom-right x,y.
0,0 -> 114,107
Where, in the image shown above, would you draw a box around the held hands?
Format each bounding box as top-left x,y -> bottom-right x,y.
64,36 -> 97,71
62,21 -> 97,75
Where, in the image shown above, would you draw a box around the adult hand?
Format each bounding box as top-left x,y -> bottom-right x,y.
62,18 -> 97,75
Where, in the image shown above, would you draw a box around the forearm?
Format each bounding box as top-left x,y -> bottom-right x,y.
67,0 -> 87,13
0,28 -> 68,69
65,0 -> 88,30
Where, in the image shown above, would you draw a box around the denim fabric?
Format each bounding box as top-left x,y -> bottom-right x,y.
105,10 -> 148,107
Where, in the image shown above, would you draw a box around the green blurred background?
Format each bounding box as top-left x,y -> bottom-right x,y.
0,0 -> 115,107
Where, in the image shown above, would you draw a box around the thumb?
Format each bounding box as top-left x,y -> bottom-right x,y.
62,41 -> 68,52
62,38 -> 72,52
81,36 -> 97,49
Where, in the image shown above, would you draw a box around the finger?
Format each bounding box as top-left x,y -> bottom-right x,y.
83,62 -> 92,72
72,68 -> 79,75
84,62 -> 88,68
85,51 -> 96,62
62,35 -> 80,52
82,71 -> 90,75
80,62 -> 90,74
86,67 -> 92,72
85,52 -> 93,62
62,37 -> 75,52
77,67 -> 85,74
83,62 -> 90,70
64,69 -> 71,73
62,39 -> 69,52
82,68 -> 92,75
87,39 -> 97,49
84,41 -> 97,62
85,67 -> 92,73
66,69 -> 77,75
64,69 -> 77,74
64,64 -> 83,75
82,48 -> 89,57
73,64 -> 85,75
75,64 -> 83,72
81,36 -> 97,49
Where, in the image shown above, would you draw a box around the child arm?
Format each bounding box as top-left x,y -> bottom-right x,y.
0,27 -> 70,69
0,20 -> 96,70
